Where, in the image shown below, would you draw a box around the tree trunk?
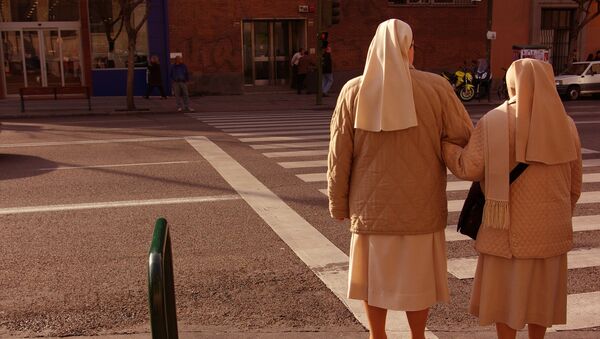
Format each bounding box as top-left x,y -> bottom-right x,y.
126,37 -> 136,110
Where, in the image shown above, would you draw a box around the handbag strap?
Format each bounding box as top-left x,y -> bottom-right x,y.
509,163 -> 529,184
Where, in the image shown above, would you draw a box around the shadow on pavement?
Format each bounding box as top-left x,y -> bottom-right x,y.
0,154 -> 57,180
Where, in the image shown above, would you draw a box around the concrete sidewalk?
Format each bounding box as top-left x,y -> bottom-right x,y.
0,92 -> 501,119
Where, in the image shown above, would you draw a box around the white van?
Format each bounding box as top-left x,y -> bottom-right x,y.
555,61 -> 600,100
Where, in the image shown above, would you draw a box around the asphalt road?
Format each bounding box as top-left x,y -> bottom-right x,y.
0,100 -> 599,338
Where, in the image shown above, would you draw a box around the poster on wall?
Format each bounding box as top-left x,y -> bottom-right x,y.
512,45 -> 550,62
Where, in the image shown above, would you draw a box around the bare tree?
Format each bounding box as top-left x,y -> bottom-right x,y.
91,1 -> 124,67
570,0 -> 600,58
120,0 -> 149,110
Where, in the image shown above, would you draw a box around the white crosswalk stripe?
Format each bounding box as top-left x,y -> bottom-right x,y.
241,135 -> 329,143
447,248 -> 600,280
264,149 -> 329,158
231,129 -> 329,137
252,142 -> 330,150
188,111 -> 600,331
280,160 -> 328,169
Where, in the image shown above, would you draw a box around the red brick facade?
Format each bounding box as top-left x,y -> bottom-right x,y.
168,0 -> 489,94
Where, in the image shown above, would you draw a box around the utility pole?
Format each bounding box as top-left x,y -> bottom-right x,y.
316,0 -> 323,105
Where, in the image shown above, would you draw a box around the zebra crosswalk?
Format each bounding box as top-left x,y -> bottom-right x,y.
188,111 -> 600,332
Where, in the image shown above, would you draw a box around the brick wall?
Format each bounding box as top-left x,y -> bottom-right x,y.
168,0 -> 488,94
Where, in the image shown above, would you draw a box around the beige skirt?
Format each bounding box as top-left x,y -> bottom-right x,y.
469,253 -> 568,329
347,230 -> 450,311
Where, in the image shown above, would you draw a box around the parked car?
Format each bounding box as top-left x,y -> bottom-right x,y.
555,61 -> 600,100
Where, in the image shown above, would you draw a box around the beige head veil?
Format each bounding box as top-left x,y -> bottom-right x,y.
507,59 -> 577,165
355,19 -> 417,132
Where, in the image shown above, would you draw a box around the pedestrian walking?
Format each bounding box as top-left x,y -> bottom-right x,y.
327,19 -> 473,339
442,59 -> 582,339
144,55 -> 167,99
296,51 -> 314,94
291,48 -> 304,89
322,46 -> 333,96
170,56 -> 194,112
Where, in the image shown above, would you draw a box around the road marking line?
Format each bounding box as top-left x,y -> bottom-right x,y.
571,215 -> 600,232
582,148 -> 599,154
240,135 -> 329,143
552,292 -> 600,331
297,173 -> 326,183
264,150 -> 329,158
584,159 -> 600,167
280,160 -> 328,169
447,181 -> 472,191
446,173 -> 600,192
207,117 -> 331,127
201,115 -> 330,123
577,191 -> 600,204
231,129 -> 329,137
447,248 -> 600,280
319,188 -> 328,196
0,136 -> 197,148
444,227 -> 470,242
221,123 -> 329,133
193,113 -> 329,120
185,136 -> 431,336
223,124 -> 329,133
37,160 -> 198,171
252,142 -> 330,150
211,120 -> 330,128
0,195 -> 241,215
444,215 -> 600,242
575,120 -> 600,125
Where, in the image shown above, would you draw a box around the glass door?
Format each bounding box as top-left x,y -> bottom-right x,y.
1,31 -> 25,94
243,20 -> 305,86
253,21 -> 270,85
22,29 -> 43,87
43,29 -> 62,87
273,21 -> 289,85
1,26 -> 82,95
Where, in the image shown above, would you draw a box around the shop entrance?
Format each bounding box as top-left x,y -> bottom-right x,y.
1,22 -> 82,95
242,20 -> 306,86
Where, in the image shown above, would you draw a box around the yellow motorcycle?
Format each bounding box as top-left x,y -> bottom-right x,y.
442,66 -> 475,101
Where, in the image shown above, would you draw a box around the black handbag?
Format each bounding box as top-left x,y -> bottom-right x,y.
456,163 -> 529,240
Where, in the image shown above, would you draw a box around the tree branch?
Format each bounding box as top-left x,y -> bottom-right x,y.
134,1 -> 149,34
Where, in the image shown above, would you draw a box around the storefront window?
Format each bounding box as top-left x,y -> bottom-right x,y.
88,0 -> 148,69
0,0 -> 79,22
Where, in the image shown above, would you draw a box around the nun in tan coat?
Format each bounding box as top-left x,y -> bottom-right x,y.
327,19 -> 473,339
443,59 -> 583,339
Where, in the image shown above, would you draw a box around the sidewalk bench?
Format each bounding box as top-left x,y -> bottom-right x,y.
19,86 -> 91,112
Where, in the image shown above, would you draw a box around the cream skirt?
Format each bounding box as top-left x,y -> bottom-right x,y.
469,253 -> 568,329
347,230 -> 450,311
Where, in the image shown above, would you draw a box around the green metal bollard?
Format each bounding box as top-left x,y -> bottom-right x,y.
148,218 -> 179,339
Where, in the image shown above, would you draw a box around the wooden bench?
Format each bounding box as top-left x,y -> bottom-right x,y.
20,86 -> 91,112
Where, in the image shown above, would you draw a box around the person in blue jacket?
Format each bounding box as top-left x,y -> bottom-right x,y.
170,56 -> 194,112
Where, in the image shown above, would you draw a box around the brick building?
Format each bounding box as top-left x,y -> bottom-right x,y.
491,0 -> 600,81
168,0 -> 489,94
1,0 -> 599,98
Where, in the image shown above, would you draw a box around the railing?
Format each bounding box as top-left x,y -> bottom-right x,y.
148,218 -> 179,339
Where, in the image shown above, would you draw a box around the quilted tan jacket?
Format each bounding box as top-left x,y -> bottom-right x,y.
327,69 -> 473,235
443,101 -> 583,258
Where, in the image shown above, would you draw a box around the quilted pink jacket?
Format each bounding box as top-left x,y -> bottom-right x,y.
327,69 -> 473,235
443,102 -> 583,258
